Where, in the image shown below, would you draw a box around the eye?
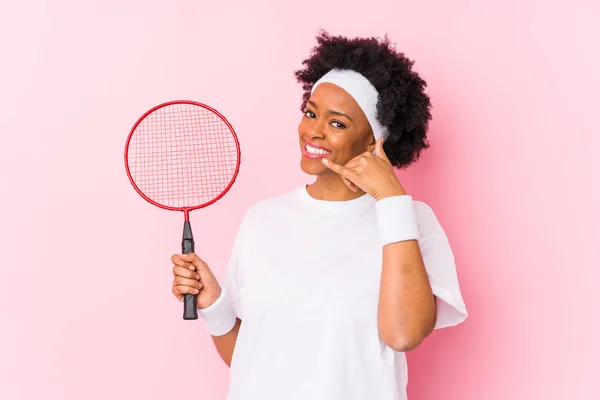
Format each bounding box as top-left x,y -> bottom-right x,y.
304,110 -> 316,118
331,121 -> 346,129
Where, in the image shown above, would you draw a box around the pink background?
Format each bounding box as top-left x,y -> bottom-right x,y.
1,0 -> 598,399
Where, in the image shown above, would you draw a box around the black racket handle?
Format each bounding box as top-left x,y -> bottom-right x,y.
182,220 -> 198,320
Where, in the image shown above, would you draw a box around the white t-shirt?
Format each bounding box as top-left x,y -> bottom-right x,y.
221,186 -> 468,400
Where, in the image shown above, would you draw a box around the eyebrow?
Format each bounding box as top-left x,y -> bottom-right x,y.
307,100 -> 353,122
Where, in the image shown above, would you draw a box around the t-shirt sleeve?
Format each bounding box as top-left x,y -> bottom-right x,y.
415,202 -> 468,329
221,206 -> 254,320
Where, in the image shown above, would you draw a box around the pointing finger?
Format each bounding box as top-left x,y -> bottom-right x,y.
322,158 -> 355,179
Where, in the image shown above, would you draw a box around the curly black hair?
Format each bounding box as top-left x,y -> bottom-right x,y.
294,31 -> 432,169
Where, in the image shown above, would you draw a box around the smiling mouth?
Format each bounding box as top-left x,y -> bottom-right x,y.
303,141 -> 331,158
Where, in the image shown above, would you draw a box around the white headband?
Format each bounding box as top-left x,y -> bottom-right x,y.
311,68 -> 389,142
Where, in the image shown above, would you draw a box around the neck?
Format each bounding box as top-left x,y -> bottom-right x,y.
306,174 -> 366,201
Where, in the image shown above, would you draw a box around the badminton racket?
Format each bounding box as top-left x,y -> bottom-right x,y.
124,100 -> 240,320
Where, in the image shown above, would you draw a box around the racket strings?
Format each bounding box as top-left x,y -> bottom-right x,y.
127,103 -> 239,208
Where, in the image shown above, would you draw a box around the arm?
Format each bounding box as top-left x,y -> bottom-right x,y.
211,318 -> 242,367
196,285 -> 242,368
176,208 -> 253,367
173,253 -> 242,366
378,239 -> 437,352
320,139 -> 439,352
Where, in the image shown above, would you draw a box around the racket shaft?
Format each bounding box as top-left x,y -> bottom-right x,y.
182,221 -> 198,320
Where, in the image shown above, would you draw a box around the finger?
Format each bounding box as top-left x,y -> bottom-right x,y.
174,276 -> 203,289
173,265 -> 200,280
322,158 -> 356,179
172,288 -> 184,301
374,137 -> 390,162
179,253 -> 209,269
171,254 -> 194,270
190,256 -> 210,272
342,177 -> 358,192
343,156 -> 367,170
177,253 -> 209,272
173,285 -> 201,299
345,153 -> 365,165
178,253 -> 201,263
345,150 -> 374,168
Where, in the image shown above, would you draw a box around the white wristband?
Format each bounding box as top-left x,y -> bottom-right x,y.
197,287 -> 237,336
375,195 -> 420,246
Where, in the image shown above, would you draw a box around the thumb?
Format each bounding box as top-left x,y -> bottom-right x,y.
374,137 -> 389,161
179,253 -> 195,261
180,253 -> 206,268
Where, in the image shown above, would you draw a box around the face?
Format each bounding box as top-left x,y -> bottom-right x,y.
298,83 -> 375,176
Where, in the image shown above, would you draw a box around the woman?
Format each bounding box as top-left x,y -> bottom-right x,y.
170,31 -> 467,400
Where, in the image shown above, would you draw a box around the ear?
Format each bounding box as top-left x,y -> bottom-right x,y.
374,137 -> 390,161
366,134 -> 377,153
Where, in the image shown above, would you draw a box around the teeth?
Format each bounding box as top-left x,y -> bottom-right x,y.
306,144 -> 330,155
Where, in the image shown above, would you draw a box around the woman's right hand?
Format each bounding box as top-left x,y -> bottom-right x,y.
171,253 -> 222,309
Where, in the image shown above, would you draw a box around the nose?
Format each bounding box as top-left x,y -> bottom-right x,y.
302,118 -> 326,142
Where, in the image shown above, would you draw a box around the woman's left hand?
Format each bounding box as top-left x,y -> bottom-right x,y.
322,137 -> 407,200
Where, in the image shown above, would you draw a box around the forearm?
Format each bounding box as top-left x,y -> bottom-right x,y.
211,318 -> 241,367
378,240 -> 436,352
198,286 -> 240,367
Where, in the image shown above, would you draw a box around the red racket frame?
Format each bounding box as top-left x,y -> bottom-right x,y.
124,100 -> 241,221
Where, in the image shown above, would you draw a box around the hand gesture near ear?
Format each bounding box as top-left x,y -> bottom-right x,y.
323,138 -> 407,200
